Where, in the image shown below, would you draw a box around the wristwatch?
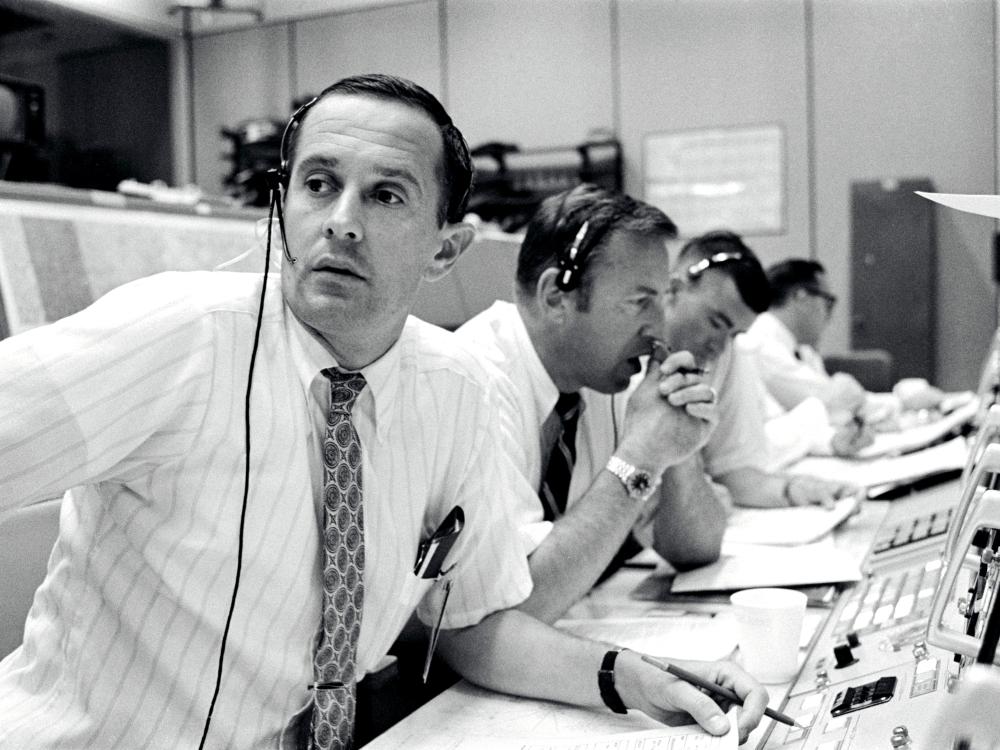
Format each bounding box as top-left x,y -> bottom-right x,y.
605,456 -> 659,502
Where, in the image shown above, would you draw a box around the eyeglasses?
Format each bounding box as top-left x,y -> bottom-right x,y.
801,285 -> 837,314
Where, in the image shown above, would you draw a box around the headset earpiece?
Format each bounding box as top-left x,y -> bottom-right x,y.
685,250 -> 745,280
556,220 -> 590,291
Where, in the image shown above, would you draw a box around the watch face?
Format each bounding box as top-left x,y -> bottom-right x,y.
628,471 -> 653,496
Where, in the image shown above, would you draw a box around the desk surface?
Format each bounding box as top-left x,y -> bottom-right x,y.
361,485 -> 953,750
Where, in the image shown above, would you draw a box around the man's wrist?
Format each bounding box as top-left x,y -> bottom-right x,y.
605,456 -> 661,503
598,649 -> 628,713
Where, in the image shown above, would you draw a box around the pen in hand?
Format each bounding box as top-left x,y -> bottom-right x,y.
639,654 -> 803,729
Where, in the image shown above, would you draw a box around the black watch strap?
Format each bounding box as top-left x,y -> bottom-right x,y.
598,649 -> 628,714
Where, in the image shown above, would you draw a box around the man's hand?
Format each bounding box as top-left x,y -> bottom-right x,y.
615,650 -> 768,745
830,372 -> 867,413
618,349 -> 718,473
784,474 -> 860,509
830,415 -> 875,456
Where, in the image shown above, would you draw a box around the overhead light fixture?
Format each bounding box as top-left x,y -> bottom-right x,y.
168,0 -> 263,24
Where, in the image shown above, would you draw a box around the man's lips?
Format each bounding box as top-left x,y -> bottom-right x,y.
315,259 -> 365,280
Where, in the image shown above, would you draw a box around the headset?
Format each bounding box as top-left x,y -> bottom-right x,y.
684,250 -> 746,280
261,95 -> 321,266
552,187 -> 613,292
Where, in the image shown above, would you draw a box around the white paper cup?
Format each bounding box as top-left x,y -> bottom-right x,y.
729,587 -> 808,684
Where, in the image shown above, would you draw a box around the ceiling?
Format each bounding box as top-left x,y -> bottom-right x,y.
0,1 -> 158,68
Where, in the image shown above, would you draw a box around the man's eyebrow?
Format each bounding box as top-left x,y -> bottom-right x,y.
373,166 -> 423,193
294,155 -> 423,193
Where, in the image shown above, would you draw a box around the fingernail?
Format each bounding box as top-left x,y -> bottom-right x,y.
708,715 -> 730,734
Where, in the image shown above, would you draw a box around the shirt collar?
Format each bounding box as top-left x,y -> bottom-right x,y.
283,301 -> 399,443
506,303 -> 562,420
757,311 -> 798,355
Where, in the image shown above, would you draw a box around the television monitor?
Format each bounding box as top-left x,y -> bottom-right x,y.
0,76 -> 44,148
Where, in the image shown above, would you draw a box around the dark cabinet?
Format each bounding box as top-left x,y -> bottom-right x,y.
850,178 -> 936,382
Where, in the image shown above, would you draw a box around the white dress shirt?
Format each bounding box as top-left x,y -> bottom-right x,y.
455,301 -> 626,554
455,302 -> 766,553
744,311 -> 851,411
0,271 -> 531,749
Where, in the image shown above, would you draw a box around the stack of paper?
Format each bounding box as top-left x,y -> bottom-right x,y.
723,495 -> 861,546
669,540 -> 863,594
788,435 -> 968,489
855,396 -> 977,459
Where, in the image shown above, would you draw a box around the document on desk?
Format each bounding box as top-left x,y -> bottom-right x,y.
447,708 -> 738,749
670,539 -> 862,593
854,396 -> 977,459
722,495 -> 859,546
557,614 -> 737,662
787,435 -> 968,489
360,681 -> 740,750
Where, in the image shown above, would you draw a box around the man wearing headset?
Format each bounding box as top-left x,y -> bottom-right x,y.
657,232 -> 861,510
0,74 -> 766,748
455,184 -> 731,625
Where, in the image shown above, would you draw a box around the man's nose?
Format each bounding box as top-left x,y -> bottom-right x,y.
322,191 -> 364,242
643,299 -> 670,343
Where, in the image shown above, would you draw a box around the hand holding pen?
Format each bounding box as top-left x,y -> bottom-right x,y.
611,648 -> 770,744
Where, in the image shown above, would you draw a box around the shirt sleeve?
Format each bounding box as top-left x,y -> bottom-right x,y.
755,337 -> 844,411
703,346 -> 769,476
0,273 -> 214,512
415,365 -> 534,630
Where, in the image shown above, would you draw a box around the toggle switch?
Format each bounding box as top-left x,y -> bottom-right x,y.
833,643 -> 858,669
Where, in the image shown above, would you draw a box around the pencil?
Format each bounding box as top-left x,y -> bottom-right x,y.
640,654 -> 802,729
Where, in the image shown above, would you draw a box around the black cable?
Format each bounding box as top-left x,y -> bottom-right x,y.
197,190 -> 276,749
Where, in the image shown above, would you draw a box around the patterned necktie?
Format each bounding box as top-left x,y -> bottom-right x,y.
311,368 -> 367,750
538,392 -> 583,521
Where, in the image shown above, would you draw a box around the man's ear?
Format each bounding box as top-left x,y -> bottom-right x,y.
423,221 -> 476,282
536,266 -> 574,322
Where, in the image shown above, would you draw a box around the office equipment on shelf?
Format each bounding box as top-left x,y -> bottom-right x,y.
466,138 -> 622,232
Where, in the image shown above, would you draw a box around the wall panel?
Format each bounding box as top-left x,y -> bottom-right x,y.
293,2 -> 442,101
812,0 -> 995,388
616,0 -> 810,269
191,24 -> 292,195
445,0 -> 615,150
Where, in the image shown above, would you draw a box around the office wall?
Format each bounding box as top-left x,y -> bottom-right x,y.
811,0 -> 996,390
191,24 -> 292,191
185,0 -> 996,389
446,0 -> 615,149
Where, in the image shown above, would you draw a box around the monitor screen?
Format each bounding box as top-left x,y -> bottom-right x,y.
0,76 -> 44,148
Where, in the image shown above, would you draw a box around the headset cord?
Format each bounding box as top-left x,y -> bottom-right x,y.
197,188 -> 278,750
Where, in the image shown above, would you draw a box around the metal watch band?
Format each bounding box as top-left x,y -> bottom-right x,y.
598,649 -> 628,714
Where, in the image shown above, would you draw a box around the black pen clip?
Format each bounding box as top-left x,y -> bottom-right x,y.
413,505 -> 464,580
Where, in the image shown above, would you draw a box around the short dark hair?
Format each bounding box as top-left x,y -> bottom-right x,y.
677,230 -> 771,313
515,184 -> 677,309
766,258 -> 827,306
284,73 -> 473,225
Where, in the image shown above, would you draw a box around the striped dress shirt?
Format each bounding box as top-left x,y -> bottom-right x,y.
455,302 -> 766,554
0,271 -> 532,749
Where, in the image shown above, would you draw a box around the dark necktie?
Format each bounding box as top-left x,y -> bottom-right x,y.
538,392 -> 583,521
311,369 -> 367,750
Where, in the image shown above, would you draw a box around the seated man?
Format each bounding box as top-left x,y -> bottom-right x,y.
658,232 -> 861,509
0,75 -> 767,747
745,258 -> 944,431
456,184 -> 727,625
